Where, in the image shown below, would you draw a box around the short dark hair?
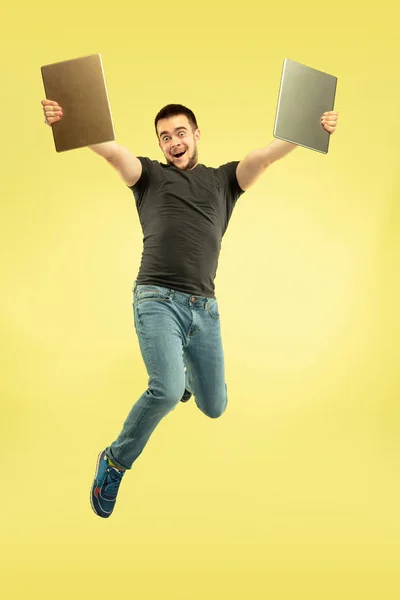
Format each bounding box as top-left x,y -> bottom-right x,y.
155,104 -> 198,137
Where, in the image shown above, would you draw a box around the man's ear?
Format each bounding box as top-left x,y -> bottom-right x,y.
195,129 -> 201,142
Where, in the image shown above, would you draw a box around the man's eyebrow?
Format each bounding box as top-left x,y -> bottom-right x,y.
159,126 -> 188,138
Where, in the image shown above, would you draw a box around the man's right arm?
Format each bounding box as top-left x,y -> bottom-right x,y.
42,99 -> 142,187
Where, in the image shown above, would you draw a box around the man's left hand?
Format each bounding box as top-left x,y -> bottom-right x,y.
321,111 -> 339,134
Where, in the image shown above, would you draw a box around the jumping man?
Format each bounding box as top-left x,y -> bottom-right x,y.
42,98 -> 338,518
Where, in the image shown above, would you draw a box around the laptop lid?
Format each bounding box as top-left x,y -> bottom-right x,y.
41,53 -> 115,152
273,59 -> 337,154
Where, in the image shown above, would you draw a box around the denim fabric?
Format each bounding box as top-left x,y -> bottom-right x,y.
106,284 -> 227,469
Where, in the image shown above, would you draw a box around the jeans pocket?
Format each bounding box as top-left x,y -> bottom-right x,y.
206,299 -> 220,319
135,285 -> 171,304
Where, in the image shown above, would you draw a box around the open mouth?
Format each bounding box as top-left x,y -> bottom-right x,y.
173,150 -> 186,159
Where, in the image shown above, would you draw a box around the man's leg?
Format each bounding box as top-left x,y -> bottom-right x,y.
184,297 -> 227,419
106,285 -> 187,470
91,285 -> 189,518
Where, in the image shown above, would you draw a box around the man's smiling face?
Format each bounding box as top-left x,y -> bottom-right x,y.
157,115 -> 201,171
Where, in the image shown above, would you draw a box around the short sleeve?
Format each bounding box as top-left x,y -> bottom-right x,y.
216,161 -> 245,231
218,161 -> 245,202
128,156 -> 154,210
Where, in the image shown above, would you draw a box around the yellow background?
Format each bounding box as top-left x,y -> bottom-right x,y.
1,0 -> 399,598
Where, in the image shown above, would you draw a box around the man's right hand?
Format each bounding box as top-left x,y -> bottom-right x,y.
42,99 -> 63,126
40,97 -> 142,186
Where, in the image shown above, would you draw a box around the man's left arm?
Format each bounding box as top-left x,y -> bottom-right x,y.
236,111 -> 339,191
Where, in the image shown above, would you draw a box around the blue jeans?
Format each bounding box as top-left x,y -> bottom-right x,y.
106,284 -> 227,470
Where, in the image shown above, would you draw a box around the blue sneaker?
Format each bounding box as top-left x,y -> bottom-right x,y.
180,389 -> 192,403
90,450 -> 125,518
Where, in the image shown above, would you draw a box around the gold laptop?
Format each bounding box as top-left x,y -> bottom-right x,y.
41,53 -> 115,152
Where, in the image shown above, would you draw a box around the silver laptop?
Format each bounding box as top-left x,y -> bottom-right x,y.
273,59 -> 337,154
41,53 -> 115,152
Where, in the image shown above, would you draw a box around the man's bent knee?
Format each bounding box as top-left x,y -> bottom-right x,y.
147,383 -> 184,409
200,399 -> 227,419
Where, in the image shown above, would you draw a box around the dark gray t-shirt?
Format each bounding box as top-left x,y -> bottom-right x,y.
129,157 -> 245,298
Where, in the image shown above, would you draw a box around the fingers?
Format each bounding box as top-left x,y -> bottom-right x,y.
46,115 -> 62,125
321,119 -> 336,133
321,111 -> 338,134
44,111 -> 63,125
41,99 -> 59,106
45,107 -> 63,118
42,99 -> 63,125
322,111 -> 339,118
321,111 -> 338,124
